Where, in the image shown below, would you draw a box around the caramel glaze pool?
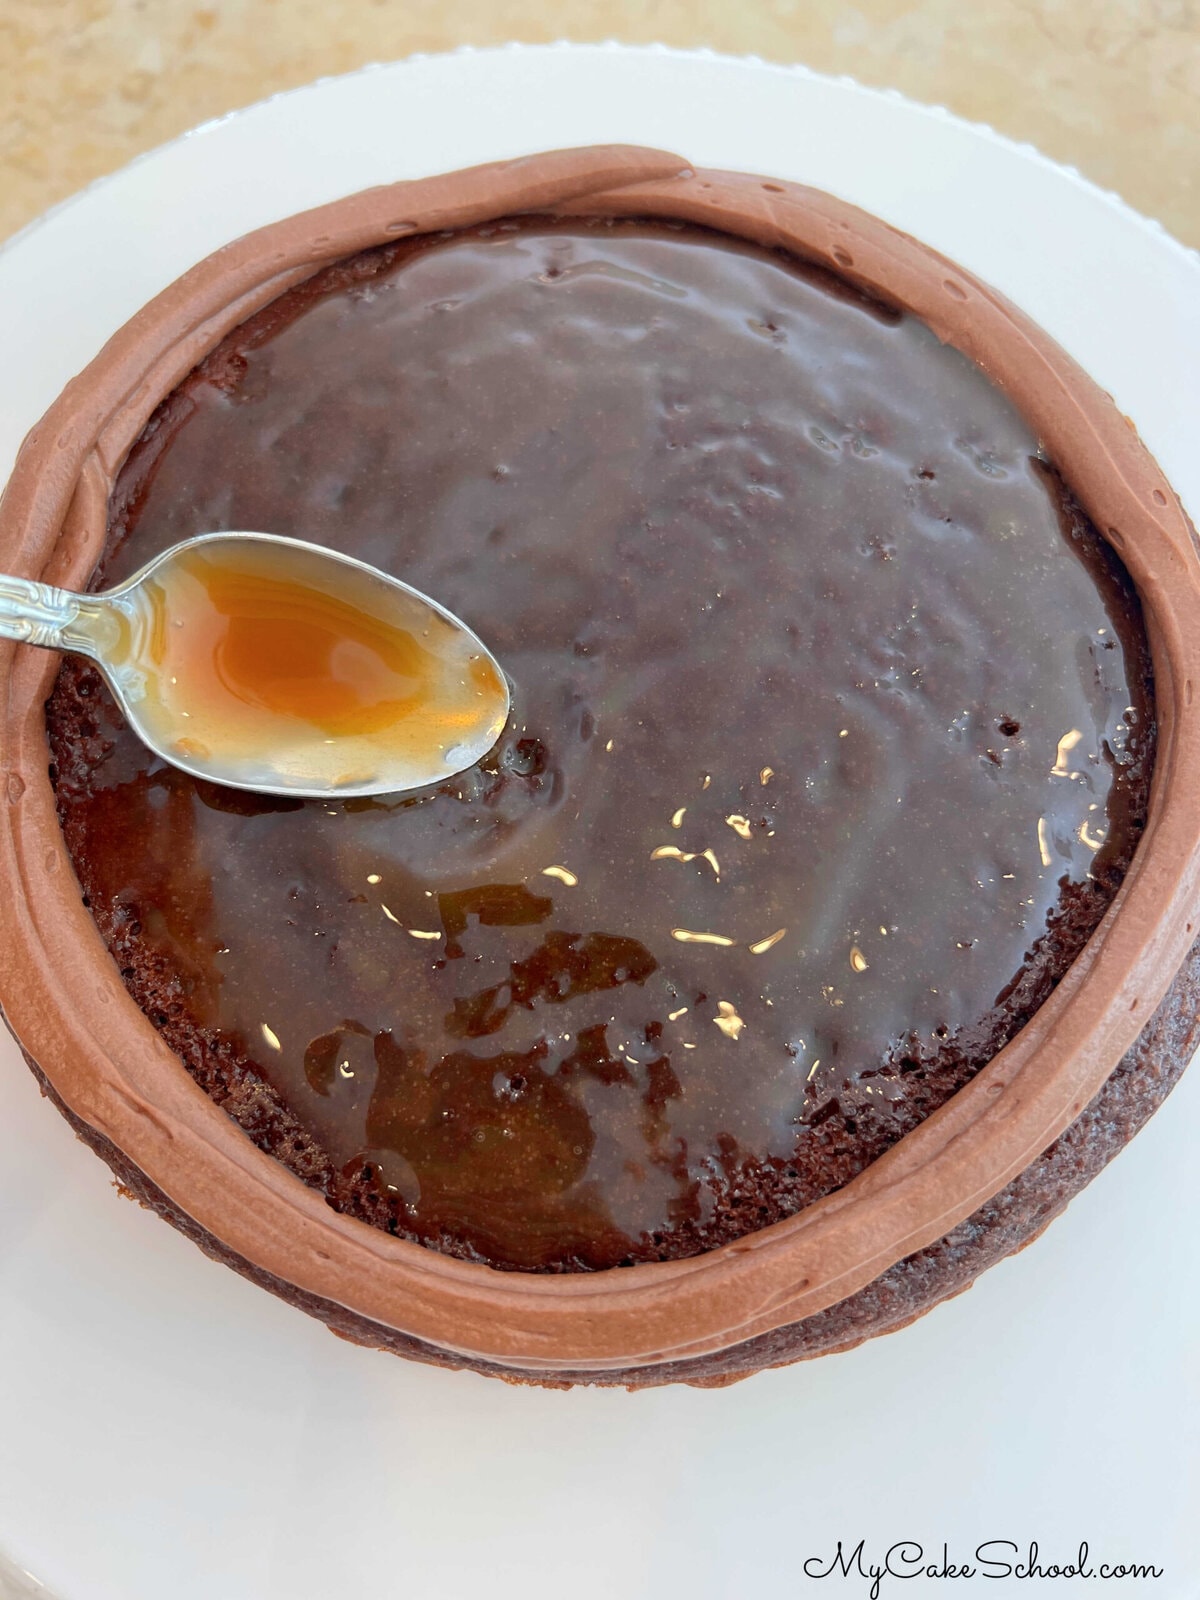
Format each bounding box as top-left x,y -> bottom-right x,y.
47,217 -> 1154,1271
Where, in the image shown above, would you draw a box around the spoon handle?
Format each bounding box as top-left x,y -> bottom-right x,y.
0,573 -> 102,655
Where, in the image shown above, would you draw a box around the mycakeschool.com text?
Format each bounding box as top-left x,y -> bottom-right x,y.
801,1541 -> 1164,1597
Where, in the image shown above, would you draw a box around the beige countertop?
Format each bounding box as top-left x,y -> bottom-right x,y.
1,0 -> 1197,249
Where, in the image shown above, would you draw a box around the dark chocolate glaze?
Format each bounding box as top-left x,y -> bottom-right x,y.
47,219 -> 1155,1271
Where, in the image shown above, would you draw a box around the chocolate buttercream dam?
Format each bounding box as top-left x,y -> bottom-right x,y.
2,146 -> 1200,1386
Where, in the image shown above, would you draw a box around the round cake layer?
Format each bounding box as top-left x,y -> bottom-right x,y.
48,217 -> 1154,1272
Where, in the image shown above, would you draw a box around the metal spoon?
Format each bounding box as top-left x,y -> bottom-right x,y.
0,532 -> 511,799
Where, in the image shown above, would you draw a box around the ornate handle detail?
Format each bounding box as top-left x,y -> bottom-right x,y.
0,573 -> 107,656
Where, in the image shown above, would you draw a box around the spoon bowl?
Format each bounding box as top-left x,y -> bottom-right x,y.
0,532 -> 511,798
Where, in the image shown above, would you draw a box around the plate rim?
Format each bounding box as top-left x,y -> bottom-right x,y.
4,41 -> 1196,273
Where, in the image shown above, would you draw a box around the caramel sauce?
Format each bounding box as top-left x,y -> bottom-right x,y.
108,538 -> 508,794
54,220 -> 1155,1270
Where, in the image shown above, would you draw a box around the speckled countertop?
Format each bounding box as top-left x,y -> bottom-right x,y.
0,0 -> 1197,248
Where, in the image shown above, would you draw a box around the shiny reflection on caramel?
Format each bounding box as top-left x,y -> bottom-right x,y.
110,537 -> 508,794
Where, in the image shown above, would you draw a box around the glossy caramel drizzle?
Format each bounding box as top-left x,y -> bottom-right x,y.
52,219 -> 1154,1271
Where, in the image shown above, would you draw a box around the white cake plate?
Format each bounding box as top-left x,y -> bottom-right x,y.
0,43 -> 1197,1600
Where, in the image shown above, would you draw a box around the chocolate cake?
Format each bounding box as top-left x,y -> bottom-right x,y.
46,213 -> 1156,1274
3,147 -> 1199,1384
